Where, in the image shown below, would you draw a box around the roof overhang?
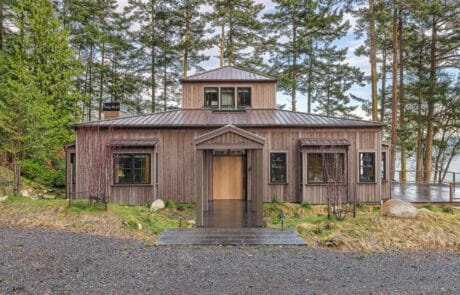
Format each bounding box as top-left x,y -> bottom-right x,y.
299,138 -> 351,147
107,139 -> 159,148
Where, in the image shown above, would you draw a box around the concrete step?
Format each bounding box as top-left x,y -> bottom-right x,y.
156,228 -> 306,246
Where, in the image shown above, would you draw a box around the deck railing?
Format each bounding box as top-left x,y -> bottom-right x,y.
393,170 -> 458,184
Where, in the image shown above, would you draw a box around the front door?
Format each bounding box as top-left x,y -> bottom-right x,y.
212,155 -> 244,199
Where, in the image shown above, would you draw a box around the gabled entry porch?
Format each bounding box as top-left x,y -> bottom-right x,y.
193,125 -> 265,227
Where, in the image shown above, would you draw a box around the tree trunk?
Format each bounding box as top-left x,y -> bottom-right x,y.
423,11 -> 437,183
98,43 -> 105,120
441,141 -> 459,182
380,31 -> 387,122
183,1 -> 190,78
390,0 -> 398,181
415,43 -> 424,183
150,0 -> 156,113
220,20 -> 225,67
291,24 -> 297,112
369,0 -> 378,121
88,44 -> 94,121
307,43 -> 313,114
398,10 -> 406,183
228,10 -> 233,65
12,156 -> 20,194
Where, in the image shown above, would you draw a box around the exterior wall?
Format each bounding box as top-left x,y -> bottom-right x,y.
181,82 -> 276,109
74,126 -> 385,205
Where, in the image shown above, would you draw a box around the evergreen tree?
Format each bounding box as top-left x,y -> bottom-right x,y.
0,0 -> 80,191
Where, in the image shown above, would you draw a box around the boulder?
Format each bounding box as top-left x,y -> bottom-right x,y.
20,189 -> 32,197
150,199 -> 165,212
0,195 -> 8,202
186,220 -> 196,227
381,199 -> 417,218
137,223 -> 143,230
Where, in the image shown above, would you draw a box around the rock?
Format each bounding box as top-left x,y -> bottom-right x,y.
137,223 -> 143,230
150,199 -> 165,212
325,236 -> 343,247
381,199 -> 417,218
0,195 -> 8,202
186,220 -> 196,227
43,194 -> 55,199
20,189 -> 32,197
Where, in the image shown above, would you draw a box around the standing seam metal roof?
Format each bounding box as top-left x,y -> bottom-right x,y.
181,66 -> 277,82
76,109 -> 384,128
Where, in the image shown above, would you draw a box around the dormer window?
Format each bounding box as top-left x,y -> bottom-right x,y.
237,88 -> 251,107
204,87 -> 218,107
203,86 -> 252,109
220,88 -> 235,109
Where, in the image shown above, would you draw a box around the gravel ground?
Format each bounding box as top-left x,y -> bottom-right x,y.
0,227 -> 459,295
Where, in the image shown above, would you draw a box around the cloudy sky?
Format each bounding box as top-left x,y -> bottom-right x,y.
116,0 -> 371,117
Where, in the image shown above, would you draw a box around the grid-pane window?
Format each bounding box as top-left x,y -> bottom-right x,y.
359,152 -> 375,182
307,153 -> 345,184
270,152 -> 287,183
237,88 -> 251,107
204,87 -> 218,107
114,153 -> 151,184
220,88 -> 235,108
381,152 -> 387,181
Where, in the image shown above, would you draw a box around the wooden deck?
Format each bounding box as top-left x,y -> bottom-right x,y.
391,183 -> 459,203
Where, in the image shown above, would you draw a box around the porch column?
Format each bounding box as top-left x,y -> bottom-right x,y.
250,149 -> 264,227
195,149 -> 204,227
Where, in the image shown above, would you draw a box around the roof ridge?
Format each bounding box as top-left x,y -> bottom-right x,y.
181,65 -> 277,81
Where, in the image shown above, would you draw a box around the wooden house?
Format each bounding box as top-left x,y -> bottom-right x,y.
67,66 -> 390,227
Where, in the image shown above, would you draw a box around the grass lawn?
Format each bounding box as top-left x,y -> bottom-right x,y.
0,195 -> 459,252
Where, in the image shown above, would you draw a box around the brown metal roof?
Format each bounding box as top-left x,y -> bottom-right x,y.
107,139 -> 159,147
181,66 -> 277,82
76,109 -> 383,129
299,138 -> 351,147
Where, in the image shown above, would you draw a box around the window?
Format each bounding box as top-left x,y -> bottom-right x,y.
381,152 -> 387,181
155,152 -> 159,184
307,153 -> 345,184
204,87 -> 218,107
359,152 -> 375,182
114,153 -> 151,184
220,88 -> 235,108
270,152 -> 287,184
237,87 -> 251,107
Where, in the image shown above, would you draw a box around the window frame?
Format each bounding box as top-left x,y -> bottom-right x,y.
237,87 -> 252,108
113,152 -> 152,186
269,151 -> 288,185
305,151 -> 347,185
220,87 -> 236,109
381,151 -> 387,182
358,151 -> 376,183
203,87 -> 219,108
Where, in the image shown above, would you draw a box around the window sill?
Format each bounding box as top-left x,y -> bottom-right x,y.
357,181 -> 377,184
269,182 -> 288,185
305,183 -> 347,186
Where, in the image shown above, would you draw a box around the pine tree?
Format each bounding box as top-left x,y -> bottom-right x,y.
0,0 -> 80,191
208,0 -> 264,68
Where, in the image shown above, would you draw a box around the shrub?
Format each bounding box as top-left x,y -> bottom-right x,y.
301,202 -> 311,209
441,206 -> 454,214
165,200 -> 177,210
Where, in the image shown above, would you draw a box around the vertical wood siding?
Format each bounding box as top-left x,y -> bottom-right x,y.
182,82 -> 276,109
74,126 -> 384,205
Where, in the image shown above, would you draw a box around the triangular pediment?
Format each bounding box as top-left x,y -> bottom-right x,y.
194,125 -> 265,149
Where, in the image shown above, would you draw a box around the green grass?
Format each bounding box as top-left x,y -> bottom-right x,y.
0,195 -> 195,240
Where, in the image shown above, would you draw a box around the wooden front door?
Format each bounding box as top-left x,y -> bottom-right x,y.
212,155 -> 244,200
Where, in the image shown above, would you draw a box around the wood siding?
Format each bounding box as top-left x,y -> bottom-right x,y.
73,126 -> 384,205
182,82 -> 276,109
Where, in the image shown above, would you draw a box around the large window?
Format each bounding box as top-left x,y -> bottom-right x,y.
237,87 -> 251,107
307,153 -> 345,184
359,152 -> 375,182
204,87 -> 218,107
381,152 -> 387,181
220,88 -> 235,108
270,152 -> 287,184
114,153 -> 151,184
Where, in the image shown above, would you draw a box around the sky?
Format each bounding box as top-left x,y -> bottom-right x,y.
116,0 -> 371,118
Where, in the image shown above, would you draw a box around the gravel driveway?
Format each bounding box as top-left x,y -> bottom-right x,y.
0,227 -> 459,294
